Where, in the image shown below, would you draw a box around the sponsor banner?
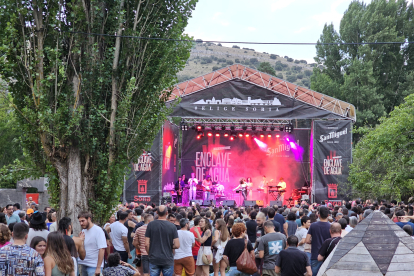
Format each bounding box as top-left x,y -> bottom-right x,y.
168,79 -> 345,119
181,129 -> 310,203
124,130 -> 161,204
162,121 -> 179,191
312,120 -> 352,203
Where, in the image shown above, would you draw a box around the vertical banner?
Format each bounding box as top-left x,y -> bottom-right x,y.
162,121 -> 179,190
312,120 -> 352,203
124,131 -> 161,204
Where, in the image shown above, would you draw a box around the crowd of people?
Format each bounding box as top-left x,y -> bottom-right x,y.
0,198 -> 413,276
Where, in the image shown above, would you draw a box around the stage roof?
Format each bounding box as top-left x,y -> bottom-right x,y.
168,64 -> 356,122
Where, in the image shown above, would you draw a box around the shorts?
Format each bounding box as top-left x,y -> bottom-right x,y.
196,246 -> 212,266
262,269 -> 280,276
141,255 -> 150,274
174,256 -> 195,276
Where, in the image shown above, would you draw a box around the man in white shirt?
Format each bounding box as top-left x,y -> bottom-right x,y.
174,218 -> 195,276
78,211 -> 107,276
188,173 -> 198,201
106,211 -> 131,262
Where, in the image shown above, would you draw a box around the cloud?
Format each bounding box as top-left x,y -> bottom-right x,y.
247,27 -> 256,31
270,0 -> 296,12
294,26 -> 311,34
312,0 -> 350,28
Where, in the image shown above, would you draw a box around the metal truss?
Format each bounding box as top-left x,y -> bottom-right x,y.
169,64 -> 356,122
180,117 -> 291,126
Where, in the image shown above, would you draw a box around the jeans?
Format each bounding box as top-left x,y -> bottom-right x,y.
227,266 -> 250,276
311,259 -> 323,276
149,263 -> 174,276
205,191 -> 210,200
80,265 -> 97,276
189,188 -> 197,200
114,250 -> 128,262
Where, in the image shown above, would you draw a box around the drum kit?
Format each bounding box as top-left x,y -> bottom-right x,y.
287,187 -> 310,206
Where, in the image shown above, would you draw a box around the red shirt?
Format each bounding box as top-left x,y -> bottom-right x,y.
190,226 -> 201,256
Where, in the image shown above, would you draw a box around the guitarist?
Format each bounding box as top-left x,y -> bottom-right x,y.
202,175 -> 213,201
175,176 -> 182,204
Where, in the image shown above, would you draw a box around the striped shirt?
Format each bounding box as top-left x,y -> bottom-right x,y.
133,224 -> 148,255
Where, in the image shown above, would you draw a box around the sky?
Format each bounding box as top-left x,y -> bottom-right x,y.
185,0 -> 372,63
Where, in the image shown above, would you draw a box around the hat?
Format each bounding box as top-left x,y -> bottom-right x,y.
26,208 -> 34,215
30,212 -> 46,225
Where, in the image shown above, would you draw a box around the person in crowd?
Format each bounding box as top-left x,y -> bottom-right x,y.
0,213 -> 7,224
125,209 -> 138,262
30,236 -> 47,259
27,197 -> 36,208
222,223 -> 255,276
255,212 -> 266,240
106,211 -> 131,262
174,214 -> 183,230
267,208 -> 281,233
18,211 -> 28,225
133,214 -> 153,276
275,235 -> 312,276
27,211 -> 50,246
104,215 -> 116,230
317,222 -> 342,262
145,205 -> 179,276
286,212 -> 298,237
103,252 -> 140,276
0,222 -> 45,275
0,224 -> 11,248
349,216 -> 358,230
57,217 -> 86,260
258,220 -> 287,276
49,212 -> 57,232
44,232 -> 75,276
402,225 -> 414,238
174,218 -> 195,276
5,204 -> 20,225
338,218 -> 349,237
63,235 -> 79,275
305,206 -> 331,276
396,210 -> 414,231
212,218 -> 229,276
26,208 -> 34,221
13,203 -> 21,217
194,217 -> 213,276
246,211 -> 258,243
273,206 -> 287,236
189,216 -> 202,263
295,216 -> 311,256
78,211 -> 107,276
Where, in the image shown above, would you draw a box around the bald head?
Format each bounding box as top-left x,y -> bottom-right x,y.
330,222 -> 342,235
157,205 -> 167,217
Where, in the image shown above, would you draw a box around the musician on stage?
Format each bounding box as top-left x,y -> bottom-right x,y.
278,177 -> 287,204
181,174 -> 188,204
260,175 -> 269,205
174,176 -> 182,204
233,178 -> 250,201
202,175 -> 213,200
188,172 -> 198,201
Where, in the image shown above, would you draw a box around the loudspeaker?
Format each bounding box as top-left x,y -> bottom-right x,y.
202,200 -> 216,206
222,200 -> 236,207
270,200 -> 283,207
244,200 -> 264,207
190,199 -> 203,206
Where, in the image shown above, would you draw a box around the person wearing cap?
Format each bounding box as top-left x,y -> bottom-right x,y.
26,208 -> 34,222
26,211 -> 50,246
174,218 -> 195,276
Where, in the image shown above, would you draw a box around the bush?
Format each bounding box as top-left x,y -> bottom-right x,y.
270,54 -> 277,59
235,59 -> 240,63
200,61 -> 207,64
297,74 -> 304,79
287,58 -> 293,62
217,58 -> 226,63
244,51 -> 247,53
196,39 -> 203,43
232,45 -> 240,49
276,73 -> 284,79
304,70 -> 312,77
217,43 -> 222,46
294,60 -> 300,64
258,62 -> 276,76
284,56 -> 289,59
274,64 -> 283,71
250,58 -> 259,64
212,66 -> 220,71
300,60 -> 307,64
226,60 -> 234,65
291,66 -> 302,72
287,75 -> 297,82
201,57 -> 213,63
286,71 -> 292,75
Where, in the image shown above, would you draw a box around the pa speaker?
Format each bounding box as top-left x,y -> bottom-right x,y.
255,200 -> 264,207
270,200 -> 283,207
202,200 -> 216,206
244,200 -> 256,206
190,199 -> 203,206
222,200 -> 236,207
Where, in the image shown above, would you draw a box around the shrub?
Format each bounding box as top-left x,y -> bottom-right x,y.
286,71 -> 292,75
250,58 -> 259,64
217,43 -> 222,46
270,54 -> 277,59
276,73 -> 284,79
294,60 -> 300,64
232,45 -> 240,49
287,58 -> 293,62
300,60 -> 307,64
297,74 -> 304,79
274,64 -> 283,71
226,60 -> 234,65
304,70 -> 312,77
287,75 -> 297,82
196,39 -> 203,43
212,66 -> 220,71
235,59 -> 240,63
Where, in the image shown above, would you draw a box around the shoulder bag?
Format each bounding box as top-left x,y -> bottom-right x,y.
236,239 -> 257,274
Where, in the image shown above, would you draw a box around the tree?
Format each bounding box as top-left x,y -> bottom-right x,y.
287,75 -> 297,82
0,0 -> 196,231
257,62 -> 276,76
312,0 -> 414,127
270,54 -> 277,60
287,58 -> 293,62
276,73 -> 284,79
349,93 -> 414,200
250,58 -> 259,64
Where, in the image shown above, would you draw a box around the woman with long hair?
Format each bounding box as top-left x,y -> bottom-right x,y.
44,232 -> 75,276
0,224 -> 11,248
212,219 -> 229,276
30,236 -> 47,259
286,212 -> 298,237
194,217 -> 213,276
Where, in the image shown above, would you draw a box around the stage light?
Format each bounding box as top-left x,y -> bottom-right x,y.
286,137 -> 290,142
197,125 -> 202,130
276,134 -> 280,138
254,138 -> 268,151
207,132 -> 213,137
245,133 -> 250,137
180,121 -> 188,131
224,132 -> 229,137
260,134 -> 265,138
215,133 -> 220,137
211,126 -> 216,131
252,126 -> 256,131
290,141 -> 297,149
191,125 -> 196,130
197,131 -> 204,137
270,126 -> 275,131
238,133 -> 244,138
267,133 -> 272,138
230,136 -> 234,141
242,126 -> 247,131
197,135 -> 201,139
285,124 -> 293,133
221,126 -> 226,131
262,126 -> 267,131
279,126 -> 284,131
230,126 -> 235,131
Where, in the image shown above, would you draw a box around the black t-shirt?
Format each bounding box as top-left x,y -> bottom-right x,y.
223,238 -> 254,267
318,237 -> 342,260
275,247 -> 310,276
246,220 -> 257,243
124,219 -> 137,249
270,219 -> 281,233
274,214 -> 286,235
145,219 -> 178,266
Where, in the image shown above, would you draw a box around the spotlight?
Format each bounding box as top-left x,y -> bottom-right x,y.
252,126 -> 256,131
276,134 -> 280,138
230,126 -> 235,131
231,132 -> 237,140
260,134 -> 265,138
224,132 -> 229,137
197,135 -> 201,139
285,124 -> 293,133
245,133 -> 250,137
197,131 -> 204,137
267,133 -> 272,138
242,126 -> 247,131
230,136 -> 234,141
279,126 -> 284,131
191,125 -> 196,130
197,125 -> 203,130
207,132 -> 213,137
270,126 -> 275,131
262,126 -> 267,131
180,122 -> 188,131
221,126 -> 226,131
215,133 -> 220,137
211,126 -> 216,131
238,133 -> 244,138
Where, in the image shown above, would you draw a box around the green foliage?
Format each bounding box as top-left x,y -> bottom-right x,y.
232,45 -> 240,49
312,0 -> 414,127
257,62 -> 276,76
226,60 -> 234,65
270,54 -> 277,60
299,60 -> 307,64
297,74 -> 303,79
235,59 -> 240,63
276,73 -> 284,79
0,0 -> 197,223
349,94 -> 414,200
304,70 -> 312,77
212,66 -> 220,71
287,58 -> 294,62
287,75 -> 297,82
250,58 -> 259,64
294,60 -> 300,64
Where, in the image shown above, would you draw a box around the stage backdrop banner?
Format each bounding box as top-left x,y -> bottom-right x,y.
181,129 -> 310,204
162,121 -> 179,190
169,79 -> 345,120
124,131 -> 161,204
312,120 -> 352,203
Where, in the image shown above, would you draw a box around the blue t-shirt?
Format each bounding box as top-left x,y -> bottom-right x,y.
274,214 -> 286,235
396,221 -> 414,231
307,221 -> 331,260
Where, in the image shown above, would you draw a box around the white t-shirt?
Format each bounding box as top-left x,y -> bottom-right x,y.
26,228 -> 49,246
295,227 -> 308,252
174,230 -> 195,260
110,221 -> 128,251
78,225 -> 107,267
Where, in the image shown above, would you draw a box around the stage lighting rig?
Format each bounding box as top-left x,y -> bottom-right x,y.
215,133 -> 220,137
211,126 -> 216,131
262,126 -> 267,131
252,133 -> 257,138
207,131 -> 213,137
279,126 -> 284,131
238,133 -> 244,138
230,125 -> 235,131
191,125 -> 196,130
221,126 -> 226,131
251,126 -> 256,131
267,133 -> 272,138
196,125 -> 205,131
230,132 -> 237,141
224,132 -> 229,137
270,126 -> 275,131
285,124 -> 293,133
260,134 -> 265,138
245,133 -> 250,137
242,125 -> 248,131
180,121 -> 188,131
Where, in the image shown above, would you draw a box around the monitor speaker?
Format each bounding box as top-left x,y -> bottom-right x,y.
190,199 -> 203,206
222,200 -> 236,207
244,200 -> 264,207
202,200 -> 216,206
270,200 -> 283,207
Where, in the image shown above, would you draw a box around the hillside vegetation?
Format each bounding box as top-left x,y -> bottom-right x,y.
177,41 -> 317,88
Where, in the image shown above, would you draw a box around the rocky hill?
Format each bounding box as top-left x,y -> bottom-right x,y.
177,42 -> 317,88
